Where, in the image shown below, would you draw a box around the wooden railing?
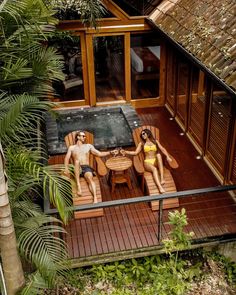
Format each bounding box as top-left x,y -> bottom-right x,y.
44,185 -> 236,242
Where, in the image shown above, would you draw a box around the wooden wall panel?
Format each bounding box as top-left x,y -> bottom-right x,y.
206,89 -> 232,175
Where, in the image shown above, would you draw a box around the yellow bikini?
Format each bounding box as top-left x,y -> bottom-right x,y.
143,144 -> 157,165
143,144 -> 157,152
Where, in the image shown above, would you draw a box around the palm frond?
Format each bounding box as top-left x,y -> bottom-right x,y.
5,148 -> 73,223
42,165 -> 73,222
20,271 -> 49,295
17,215 -> 68,283
0,0 -> 63,95
79,0 -> 106,27
0,93 -> 53,145
12,199 -> 42,220
1,57 -> 33,81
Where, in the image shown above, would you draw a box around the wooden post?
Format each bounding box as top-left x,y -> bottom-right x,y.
157,199 -> 163,242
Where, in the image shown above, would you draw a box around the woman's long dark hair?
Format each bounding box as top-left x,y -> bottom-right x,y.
140,129 -> 157,146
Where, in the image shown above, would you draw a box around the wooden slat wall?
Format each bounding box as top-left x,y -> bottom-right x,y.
206,93 -> 231,174
230,144 -> 236,184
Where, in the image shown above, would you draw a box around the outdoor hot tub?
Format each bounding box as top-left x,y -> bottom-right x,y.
45,105 -> 141,155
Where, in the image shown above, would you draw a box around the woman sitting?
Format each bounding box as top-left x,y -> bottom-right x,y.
121,129 -> 172,194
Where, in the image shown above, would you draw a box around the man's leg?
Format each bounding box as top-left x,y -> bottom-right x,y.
156,153 -> 165,185
84,172 -> 97,203
74,160 -> 82,196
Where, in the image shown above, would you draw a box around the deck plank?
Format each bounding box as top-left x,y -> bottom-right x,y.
48,107 -> 236,262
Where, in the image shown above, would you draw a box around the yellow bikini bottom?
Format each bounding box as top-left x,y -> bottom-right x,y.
144,158 -> 156,165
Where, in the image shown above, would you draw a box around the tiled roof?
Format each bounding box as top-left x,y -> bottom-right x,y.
149,0 -> 236,94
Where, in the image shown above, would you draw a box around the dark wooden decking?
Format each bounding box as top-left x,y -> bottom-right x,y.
48,107 -> 236,266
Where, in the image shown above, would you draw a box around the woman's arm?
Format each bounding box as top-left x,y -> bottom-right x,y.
156,140 -> 172,161
121,142 -> 143,156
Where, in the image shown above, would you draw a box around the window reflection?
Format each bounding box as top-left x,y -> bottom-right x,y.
166,47 -> 175,110
94,36 -> 125,102
176,55 -> 189,126
189,69 -> 206,147
131,33 -> 160,99
51,35 -> 84,101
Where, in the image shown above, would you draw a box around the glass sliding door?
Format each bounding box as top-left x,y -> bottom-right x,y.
166,47 -> 176,112
176,54 -> 189,127
93,35 -> 125,102
130,33 -> 160,99
51,35 -> 85,102
189,69 -> 207,148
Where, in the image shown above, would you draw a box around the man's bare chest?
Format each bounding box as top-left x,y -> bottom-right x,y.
72,144 -> 91,156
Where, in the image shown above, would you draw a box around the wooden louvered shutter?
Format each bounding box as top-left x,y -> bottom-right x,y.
206,86 -> 232,176
231,145 -> 236,184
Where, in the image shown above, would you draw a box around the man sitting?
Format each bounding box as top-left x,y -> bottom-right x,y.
64,130 -> 118,203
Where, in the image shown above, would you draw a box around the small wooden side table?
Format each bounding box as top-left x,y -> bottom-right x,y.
105,156 -> 132,193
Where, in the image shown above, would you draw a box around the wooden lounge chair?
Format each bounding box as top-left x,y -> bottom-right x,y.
64,131 -> 107,219
132,126 -> 179,211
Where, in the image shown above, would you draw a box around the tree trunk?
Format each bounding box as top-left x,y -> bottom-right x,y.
0,143 -> 25,294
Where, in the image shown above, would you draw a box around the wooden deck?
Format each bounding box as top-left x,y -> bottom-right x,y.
48,107 -> 236,266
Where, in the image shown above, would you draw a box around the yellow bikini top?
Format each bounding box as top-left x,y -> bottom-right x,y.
143,144 -> 157,153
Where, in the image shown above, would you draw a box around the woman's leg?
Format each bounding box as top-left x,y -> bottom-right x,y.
84,172 -> 97,203
156,153 -> 165,184
74,160 -> 82,196
144,162 -> 165,193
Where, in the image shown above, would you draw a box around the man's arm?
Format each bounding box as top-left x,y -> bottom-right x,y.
90,145 -> 118,157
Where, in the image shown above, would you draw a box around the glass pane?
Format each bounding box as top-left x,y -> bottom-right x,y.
166,47 -> 175,111
207,84 -> 232,174
176,55 -> 189,126
94,36 -> 125,102
131,33 -> 160,99
189,69 -> 206,148
55,4 -> 111,20
51,35 -> 84,101
112,0 -> 162,16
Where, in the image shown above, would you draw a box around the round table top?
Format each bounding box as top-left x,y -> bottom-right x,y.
105,156 -> 132,172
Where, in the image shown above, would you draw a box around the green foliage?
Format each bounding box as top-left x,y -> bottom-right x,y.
51,0 -> 106,27
206,251 -> 236,285
0,0 -> 72,293
152,209 -> 198,294
0,0 -> 64,95
84,209 -> 202,294
64,268 -> 89,292
163,208 -> 194,255
20,271 -> 50,295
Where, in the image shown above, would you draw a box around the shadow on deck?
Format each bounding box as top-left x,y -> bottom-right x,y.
47,107 -> 236,267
